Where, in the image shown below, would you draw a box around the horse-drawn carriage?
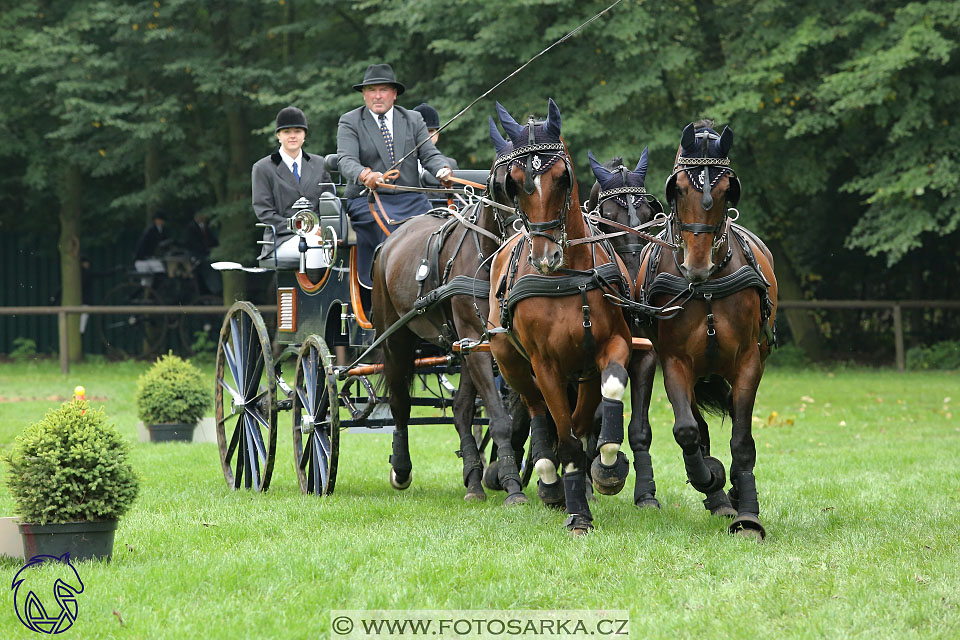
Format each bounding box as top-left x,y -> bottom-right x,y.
213,101 -> 779,539
212,153 -> 513,497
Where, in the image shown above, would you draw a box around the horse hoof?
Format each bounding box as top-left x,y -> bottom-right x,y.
389,468 -> 412,490
590,451 -> 629,496
729,513 -> 766,542
635,497 -> 662,510
690,456 -> 727,494
464,490 -> 486,502
482,461 -> 503,491
537,479 -> 566,510
703,490 -> 736,518
564,514 -> 594,536
503,491 -> 529,506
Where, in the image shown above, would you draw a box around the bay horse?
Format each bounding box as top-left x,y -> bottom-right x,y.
637,121 -> 778,539
487,99 -> 634,534
584,149 -> 663,509
371,152 -> 525,504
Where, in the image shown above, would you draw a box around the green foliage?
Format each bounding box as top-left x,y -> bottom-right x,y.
906,340 -> 960,370
766,342 -> 811,369
1,400 -> 139,525
189,330 -> 218,363
10,337 -> 37,361
135,352 -> 210,424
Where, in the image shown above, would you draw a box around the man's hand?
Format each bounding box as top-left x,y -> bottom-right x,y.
436,166 -> 453,188
360,168 -> 383,190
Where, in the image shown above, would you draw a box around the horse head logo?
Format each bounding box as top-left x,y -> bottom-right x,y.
12,553 -> 85,634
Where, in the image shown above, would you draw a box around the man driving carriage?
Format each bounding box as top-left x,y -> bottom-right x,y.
336,63 -> 452,291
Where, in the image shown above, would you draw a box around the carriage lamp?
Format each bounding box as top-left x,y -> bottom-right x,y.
287,208 -> 318,237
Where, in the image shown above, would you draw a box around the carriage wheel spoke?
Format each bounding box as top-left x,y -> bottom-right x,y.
314,434 -> 329,494
222,339 -> 242,396
244,415 -> 260,490
298,433 -> 312,470
234,422 -> 246,489
225,413 -> 242,466
303,349 -> 318,413
245,412 -> 268,465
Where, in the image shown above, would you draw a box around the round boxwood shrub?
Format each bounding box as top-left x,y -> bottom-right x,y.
2,400 -> 139,525
135,352 -> 210,425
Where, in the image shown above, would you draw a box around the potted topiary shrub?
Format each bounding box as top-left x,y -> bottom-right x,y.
136,352 -> 210,442
2,400 -> 139,561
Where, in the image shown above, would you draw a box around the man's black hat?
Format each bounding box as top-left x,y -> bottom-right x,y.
413,103 -> 440,129
353,63 -> 405,95
275,106 -> 308,132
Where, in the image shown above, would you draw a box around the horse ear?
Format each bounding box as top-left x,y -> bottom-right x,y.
718,126 -> 734,157
588,150 -> 616,188
545,97 -> 562,138
633,146 -> 649,184
681,122 -> 697,152
496,101 -> 525,144
489,116 -> 509,156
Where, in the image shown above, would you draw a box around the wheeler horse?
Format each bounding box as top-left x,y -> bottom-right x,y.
371,154 -> 524,503
636,121 -> 778,539
584,149 -> 664,508
487,99 -> 634,534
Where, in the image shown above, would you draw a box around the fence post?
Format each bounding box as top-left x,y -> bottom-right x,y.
58,310 -> 69,374
893,303 -> 904,372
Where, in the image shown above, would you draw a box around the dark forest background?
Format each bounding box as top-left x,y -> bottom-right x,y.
1,0 -> 957,363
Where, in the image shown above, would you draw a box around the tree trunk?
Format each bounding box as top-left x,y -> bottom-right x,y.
59,163 -> 83,362
219,104 -> 250,303
764,237 -> 824,360
144,139 -> 160,225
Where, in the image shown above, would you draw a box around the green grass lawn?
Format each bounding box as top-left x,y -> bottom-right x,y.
0,359 -> 958,639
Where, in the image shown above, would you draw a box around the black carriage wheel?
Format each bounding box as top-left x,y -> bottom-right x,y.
292,335 -> 340,496
96,282 -> 168,359
215,302 -> 278,492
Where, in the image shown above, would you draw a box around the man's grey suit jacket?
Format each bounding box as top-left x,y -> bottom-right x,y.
336,106 -> 448,199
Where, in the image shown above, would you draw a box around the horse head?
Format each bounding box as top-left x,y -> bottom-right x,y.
493,98 -> 576,274
587,148 -> 662,280
665,121 -> 740,282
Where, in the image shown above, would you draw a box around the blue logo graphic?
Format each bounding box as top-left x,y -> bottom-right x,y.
12,553 -> 84,634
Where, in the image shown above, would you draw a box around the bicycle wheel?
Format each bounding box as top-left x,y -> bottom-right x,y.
96,282 -> 167,359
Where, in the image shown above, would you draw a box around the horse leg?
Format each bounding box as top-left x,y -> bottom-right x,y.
662,357 -> 725,496
452,359 -> 485,501
484,342 -> 532,506
626,349 -> 660,508
692,401 -> 736,517
727,353 -> 767,540
384,331 -> 415,490
589,346 -> 632,496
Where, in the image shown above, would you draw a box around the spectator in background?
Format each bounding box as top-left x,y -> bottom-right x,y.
134,212 -> 168,286
183,212 -> 221,295
413,102 -> 459,200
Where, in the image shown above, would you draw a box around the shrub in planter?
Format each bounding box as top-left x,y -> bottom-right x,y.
135,352 -> 210,441
2,400 -> 139,560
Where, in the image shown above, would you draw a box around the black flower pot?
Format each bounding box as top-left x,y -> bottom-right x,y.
148,423 -> 196,442
18,520 -> 118,562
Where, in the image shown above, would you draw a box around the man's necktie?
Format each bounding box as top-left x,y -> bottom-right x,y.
292,161 -> 300,183
378,113 -> 396,165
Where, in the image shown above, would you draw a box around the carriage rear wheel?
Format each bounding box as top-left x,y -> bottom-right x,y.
215,302 -> 277,491
293,335 -> 340,496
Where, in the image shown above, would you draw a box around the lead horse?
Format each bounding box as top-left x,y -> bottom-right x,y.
637,121 -> 778,539
487,99 -> 634,534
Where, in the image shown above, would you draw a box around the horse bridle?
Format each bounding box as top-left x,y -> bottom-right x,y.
596,181 -> 665,256
492,118 -> 574,262
667,131 -> 739,274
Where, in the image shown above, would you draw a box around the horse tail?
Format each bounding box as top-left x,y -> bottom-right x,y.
694,375 -> 730,416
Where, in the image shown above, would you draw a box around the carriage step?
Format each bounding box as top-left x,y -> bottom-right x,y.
632,337 -> 653,350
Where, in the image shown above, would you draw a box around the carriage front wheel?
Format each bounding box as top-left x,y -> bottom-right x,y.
215,301 -> 278,492
293,335 -> 340,496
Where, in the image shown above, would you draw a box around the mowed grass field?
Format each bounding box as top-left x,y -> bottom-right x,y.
0,359 -> 957,639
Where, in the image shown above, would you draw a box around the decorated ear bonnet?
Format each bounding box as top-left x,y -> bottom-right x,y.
666,123 -> 740,209
588,148 -> 664,228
